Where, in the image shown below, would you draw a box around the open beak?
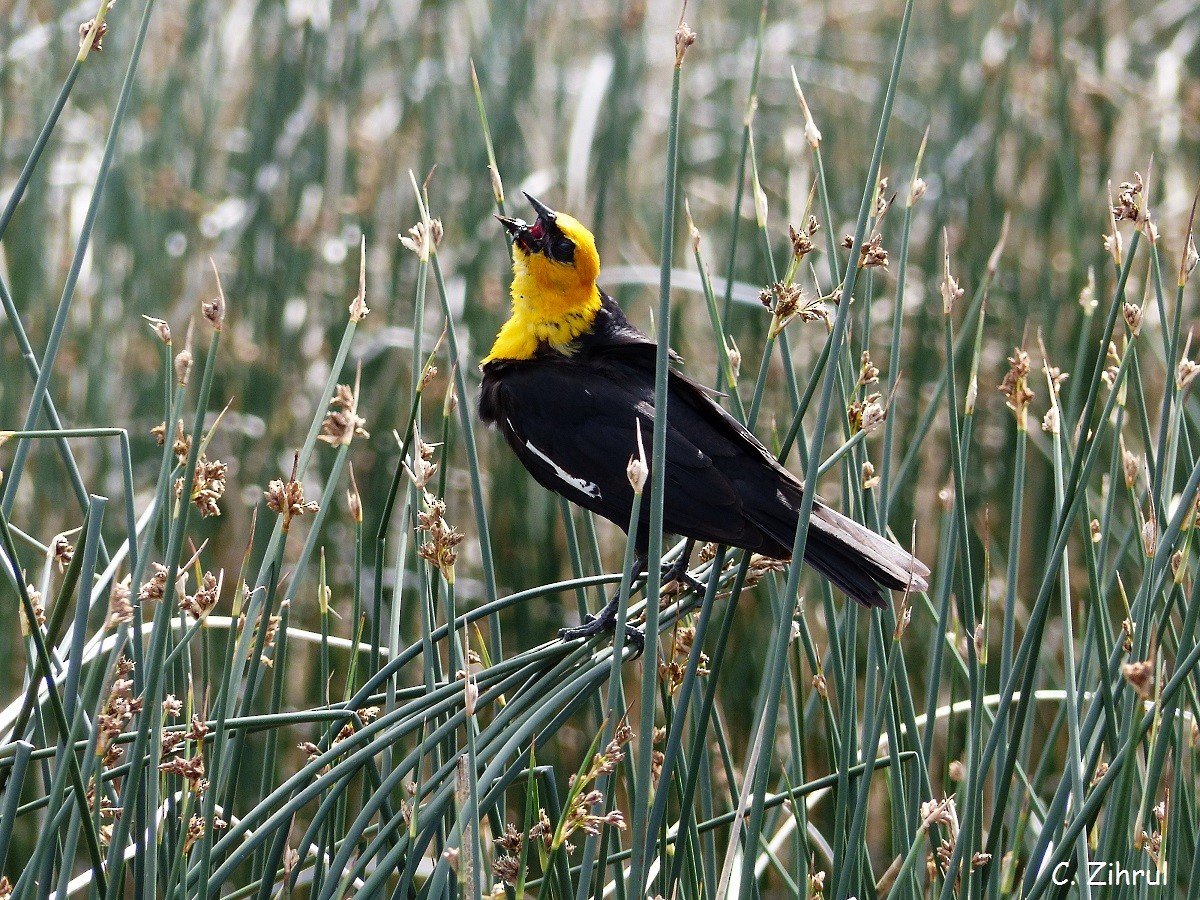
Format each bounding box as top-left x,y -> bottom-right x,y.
497,193 -> 560,254
495,215 -> 525,237
523,192 -> 558,226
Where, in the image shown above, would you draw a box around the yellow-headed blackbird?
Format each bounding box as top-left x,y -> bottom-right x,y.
479,193 -> 929,644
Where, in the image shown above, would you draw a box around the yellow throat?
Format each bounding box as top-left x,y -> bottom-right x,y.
484,212 -> 602,362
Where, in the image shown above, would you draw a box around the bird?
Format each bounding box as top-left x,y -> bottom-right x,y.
478,192 -> 929,647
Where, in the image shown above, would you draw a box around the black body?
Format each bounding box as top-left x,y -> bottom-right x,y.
479,293 -> 910,608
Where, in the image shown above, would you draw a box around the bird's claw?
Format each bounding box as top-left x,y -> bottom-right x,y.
558,615 -> 645,658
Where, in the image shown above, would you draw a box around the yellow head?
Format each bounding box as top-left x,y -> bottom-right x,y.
483,194 -> 603,362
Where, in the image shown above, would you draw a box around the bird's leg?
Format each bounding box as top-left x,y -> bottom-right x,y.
559,553 -> 647,653
661,539 -> 706,594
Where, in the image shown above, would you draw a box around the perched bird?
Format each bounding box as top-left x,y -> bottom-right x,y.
478,193 -> 929,645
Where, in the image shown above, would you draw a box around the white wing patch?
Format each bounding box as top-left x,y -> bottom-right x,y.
524,440 -> 602,499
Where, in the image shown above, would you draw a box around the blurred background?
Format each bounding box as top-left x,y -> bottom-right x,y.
2,0 -> 1199,882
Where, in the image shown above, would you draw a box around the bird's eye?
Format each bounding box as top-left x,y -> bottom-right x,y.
550,235 -> 575,262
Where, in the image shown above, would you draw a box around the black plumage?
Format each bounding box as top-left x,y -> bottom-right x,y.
480,293 -> 927,611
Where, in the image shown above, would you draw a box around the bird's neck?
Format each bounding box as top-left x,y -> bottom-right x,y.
484,257 -> 602,362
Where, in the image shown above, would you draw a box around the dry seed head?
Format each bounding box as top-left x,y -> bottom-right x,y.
1091,519 -> 1101,543
139,562 -> 170,602
174,321 -> 195,385
493,855 -> 520,885
348,242 -> 371,321
1122,659 -> 1154,699
812,672 -> 828,698
400,222 -> 433,261
1122,449 -> 1141,489
79,15 -> 108,52
177,455 -> 227,517
1177,333 -> 1199,390
726,334 -> 741,380
1040,406 -> 1058,434
143,316 -> 172,344
202,295 -> 225,332
347,463 -> 362,524
1113,173 -> 1144,223
999,348 -> 1034,428
627,420 -> 649,493
488,166 -> 504,206
674,21 -> 697,66
416,492 -> 463,579
180,570 -> 220,620
940,245 -> 964,315
948,760 -> 965,781
858,350 -> 879,386
265,473 -> 319,529
52,533 -> 75,571
107,575 -> 133,628
1123,302 -> 1142,336
862,461 -> 880,491
19,586 -> 45,636
859,394 -> 886,435
403,428 -> 439,488
318,383 -> 369,447
919,795 -> 958,830
1141,517 -> 1157,557
1183,234 -> 1199,285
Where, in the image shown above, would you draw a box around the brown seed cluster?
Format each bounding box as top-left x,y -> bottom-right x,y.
20,586 -> 45,637
265,471 -> 320,530
79,17 -> 108,52
176,456 -> 227,517
847,394 -> 885,435
139,562 -> 172,603
240,610 -> 283,667
1177,334 -> 1199,391
416,494 -> 464,580
788,216 -> 820,261
1112,173 -> 1144,224
858,233 -> 889,269
1140,797 -> 1168,868
318,383 -> 369,447
158,715 -> 211,798
1122,658 -> 1154,700
999,347 -> 1034,429
53,533 -> 75,571
97,657 -> 141,767
492,722 -> 632,883
764,280 -> 828,338
179,570 -> 221,620
107,576 -> 133,628
404,430 -> 439,488
658,626 -> 710,694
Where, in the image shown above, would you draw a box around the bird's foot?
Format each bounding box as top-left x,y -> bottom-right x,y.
558,606 -> 645,657
660,552 -> 707,595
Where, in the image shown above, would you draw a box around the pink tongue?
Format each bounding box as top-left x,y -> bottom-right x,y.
528,221 -> 545,240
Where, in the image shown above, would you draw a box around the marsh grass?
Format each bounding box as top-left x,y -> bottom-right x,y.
2,0 -> 1200,897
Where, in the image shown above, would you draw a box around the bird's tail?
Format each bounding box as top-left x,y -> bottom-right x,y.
802,503 -> 930,609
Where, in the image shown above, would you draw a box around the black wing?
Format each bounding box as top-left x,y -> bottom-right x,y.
481,349 -> 795,556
